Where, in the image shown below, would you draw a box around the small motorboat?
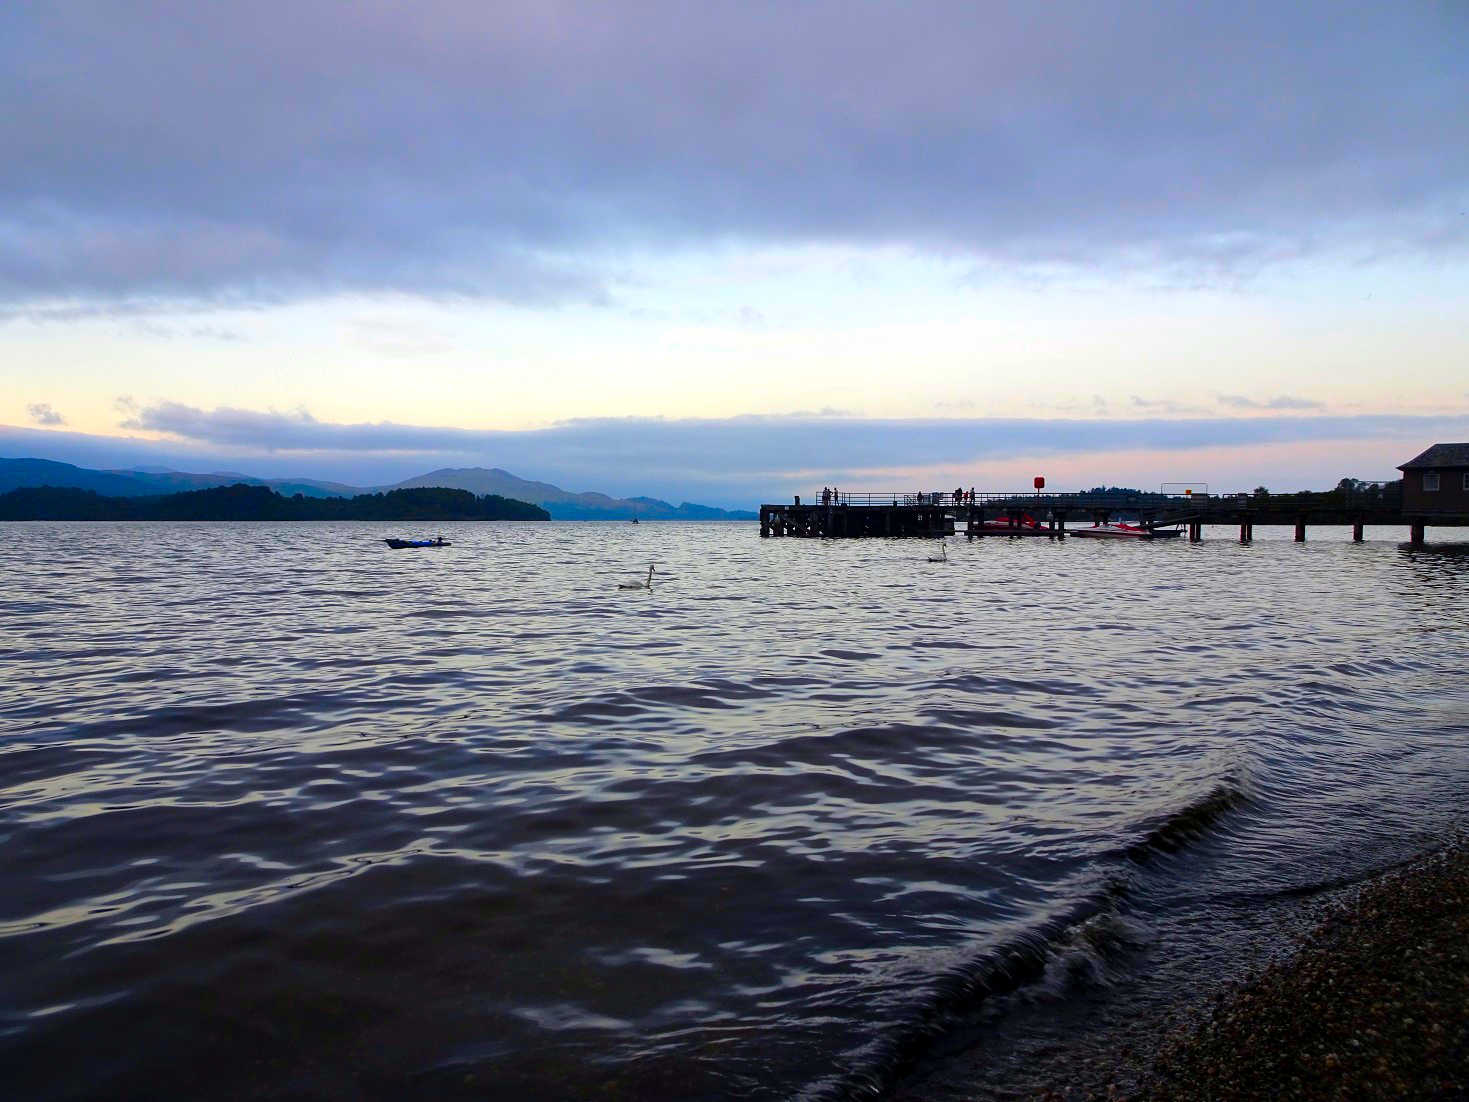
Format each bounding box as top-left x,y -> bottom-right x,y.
384,536 -> 450,549
1069,521 -> 1181,541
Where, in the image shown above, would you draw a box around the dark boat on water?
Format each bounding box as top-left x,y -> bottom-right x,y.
384,537 -> 450,549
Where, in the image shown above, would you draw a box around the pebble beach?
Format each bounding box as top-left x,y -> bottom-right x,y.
1028,839 -> 1469,1100
1137,839 -> 1469,1100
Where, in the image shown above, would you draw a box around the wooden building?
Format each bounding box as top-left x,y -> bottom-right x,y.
1398,442 -> 1469,545
1398,443 -> 1469,513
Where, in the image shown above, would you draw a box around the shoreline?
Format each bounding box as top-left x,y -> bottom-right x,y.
1127,837 -> 1469,1100
1021,839 -> 1469,1100
891,837 -> 1469,1101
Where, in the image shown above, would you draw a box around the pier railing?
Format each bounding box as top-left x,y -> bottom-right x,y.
812,488 -> 1400,511
819,491 -> 1170,507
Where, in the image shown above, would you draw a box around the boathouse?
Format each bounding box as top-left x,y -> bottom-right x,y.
1398,443 -> 1469,515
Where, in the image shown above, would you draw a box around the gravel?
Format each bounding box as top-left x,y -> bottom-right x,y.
1121,840 -> 1469,1100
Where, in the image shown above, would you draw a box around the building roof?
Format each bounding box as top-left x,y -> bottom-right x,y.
1398,442 -> 1469,470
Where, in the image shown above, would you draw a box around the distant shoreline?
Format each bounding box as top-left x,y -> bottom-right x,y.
0,484 -> 550,522
0,457 -> 759,522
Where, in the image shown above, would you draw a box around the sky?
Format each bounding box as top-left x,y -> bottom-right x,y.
3,1 -> 1467,506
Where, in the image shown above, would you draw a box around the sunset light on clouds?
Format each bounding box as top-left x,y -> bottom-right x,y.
3,1 -> 1467,505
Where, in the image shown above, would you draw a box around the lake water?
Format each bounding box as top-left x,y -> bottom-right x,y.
2,522 -> 1466,1100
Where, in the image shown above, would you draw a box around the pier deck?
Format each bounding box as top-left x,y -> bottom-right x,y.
759,490 -> 1462,546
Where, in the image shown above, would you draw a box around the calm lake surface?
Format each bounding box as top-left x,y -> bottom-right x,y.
2,522 -> 1466,1100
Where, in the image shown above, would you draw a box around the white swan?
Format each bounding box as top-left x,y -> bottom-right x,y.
927,542 -> 947,563
619,564 -> 655,589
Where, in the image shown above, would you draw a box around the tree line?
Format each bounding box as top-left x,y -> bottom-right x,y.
0,483 -> 551,521
1076,478 -> 1403,505
1245,478 -> 1403,505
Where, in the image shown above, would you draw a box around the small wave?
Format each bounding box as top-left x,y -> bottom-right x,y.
920,706 -> 1058,731
537,697 -> 649,722
1122,779 -> 1252,865
927,672 -> 1098,698
1194,850 -> 1427,908
528,678 -> 781,722
800,882 -> 1133,1102
692,722 -> 973,770
51,692 -> 383,740
404,606 -> 480,620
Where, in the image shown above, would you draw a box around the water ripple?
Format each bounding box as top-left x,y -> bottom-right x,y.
1,521 -> 1466,1100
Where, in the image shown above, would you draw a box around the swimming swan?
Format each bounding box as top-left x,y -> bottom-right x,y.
619,564 -> 656,589
927,542 -> 947,563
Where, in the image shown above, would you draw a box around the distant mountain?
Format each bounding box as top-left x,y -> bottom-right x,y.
1,457 -> 756,520
0,458 -> 161,497
386,467 -> 756,520
105,468 -> 361,498
0,457 -> 357,499
389,467 -> 568,501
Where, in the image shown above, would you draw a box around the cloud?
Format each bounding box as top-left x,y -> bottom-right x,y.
1129,395 -> 1211,415
28,399 -> 1461,505
1,2 -> 1465,310
26,402 -> 65,426
737,306 -> 767,330
118,401 -> 1466,466
1049,395 -> 1111,416
1217,394 -> 1327,411
348,317 -> 453,359
125,318 -> 250,342
120,402 -> 458,453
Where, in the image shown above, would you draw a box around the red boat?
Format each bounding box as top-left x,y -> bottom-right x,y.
971,513 -> 1053,536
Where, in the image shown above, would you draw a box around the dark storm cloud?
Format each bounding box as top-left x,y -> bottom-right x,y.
2,2 -> 1465,308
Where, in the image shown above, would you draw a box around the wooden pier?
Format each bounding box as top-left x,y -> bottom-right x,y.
759,496 -> 955,538
759,489 -> 1460,545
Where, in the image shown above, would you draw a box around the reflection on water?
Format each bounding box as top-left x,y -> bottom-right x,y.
1,521 -> 1466,1100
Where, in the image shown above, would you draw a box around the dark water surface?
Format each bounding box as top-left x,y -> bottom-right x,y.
2,522 -> 1466,1100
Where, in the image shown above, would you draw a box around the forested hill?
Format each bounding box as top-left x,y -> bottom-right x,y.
0,484 -> 551,521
